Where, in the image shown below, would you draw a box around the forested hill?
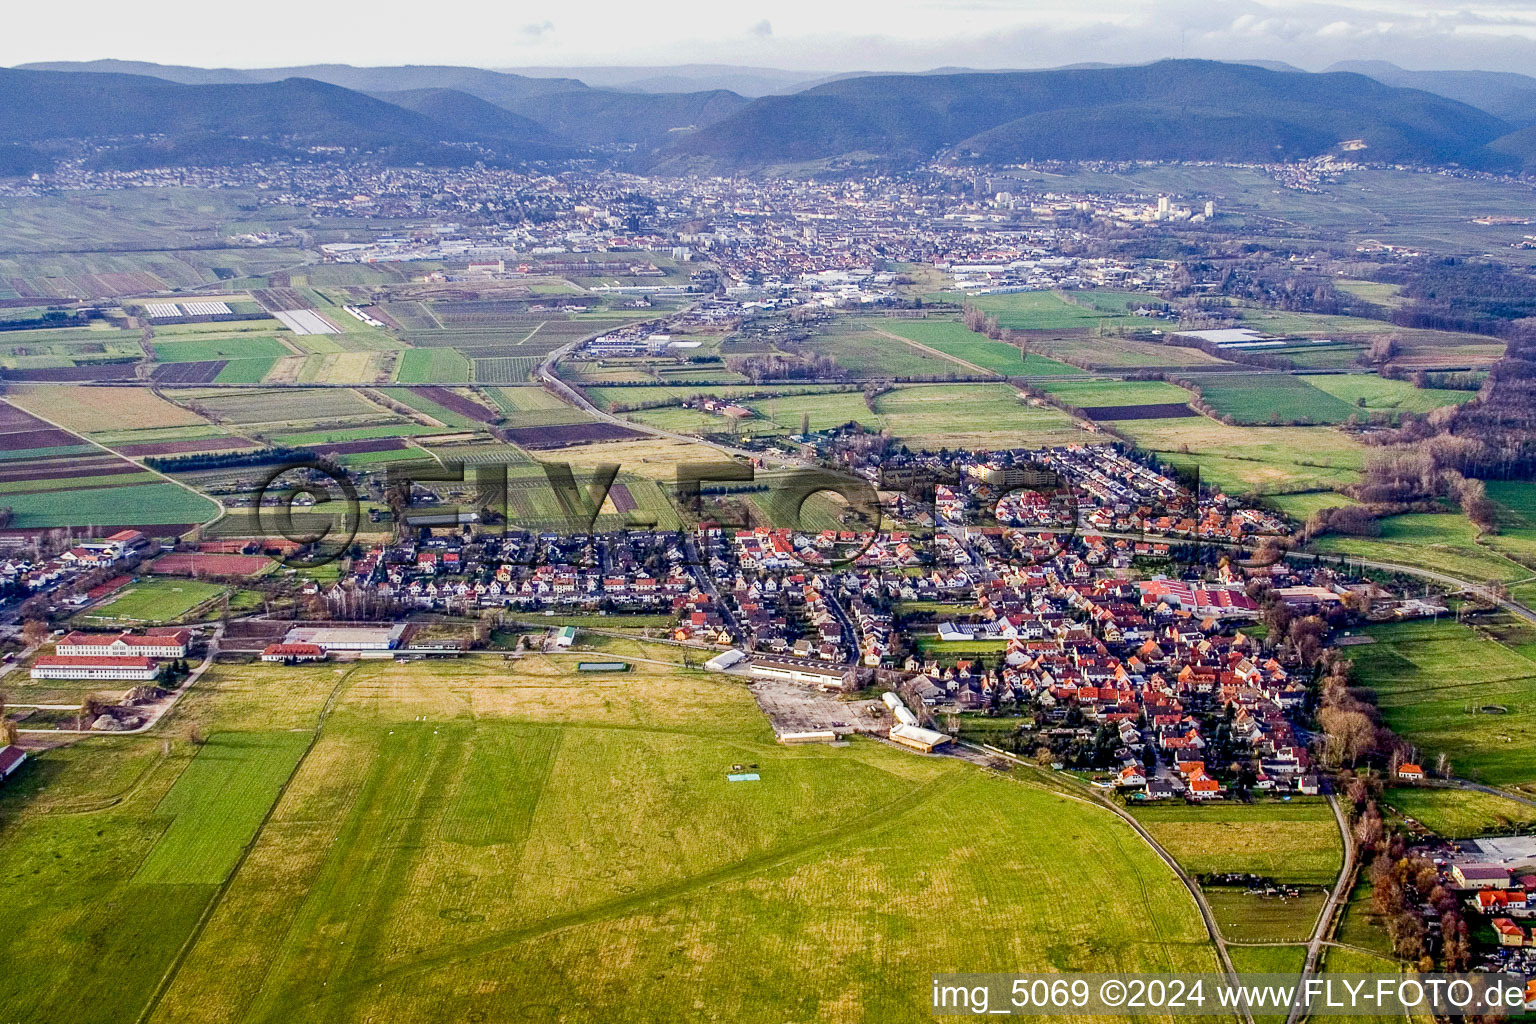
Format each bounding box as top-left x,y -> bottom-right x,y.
651,60 -> 1522,173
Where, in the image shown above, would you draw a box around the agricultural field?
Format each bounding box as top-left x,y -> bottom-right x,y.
0,655 -> 1221,1024
177,387 -> 393,429
1382,786 -> 1536,836
1187,374 -> 1361,426
78,577 -> 229,624
875,318 -> 1079,376
4,385 -> 209,434
1,481 -> 219,528
486,386 -> 597,427
1033,334 -> 1236,370
808,320 -> 974,378
1037,379 -> 1194,417
152,336 -> 291,363
0,400 -> 220,527
1345,619 -> 1536,789
874,384 -> 1096,449
928,290 -> 1139,331
396,347 -> 472,383
1314,510 -> 1534,587
1111,418 -> 1366,495
1130,801 -> 1344,885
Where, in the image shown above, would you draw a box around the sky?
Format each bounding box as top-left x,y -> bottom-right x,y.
8,0 -> 1536,74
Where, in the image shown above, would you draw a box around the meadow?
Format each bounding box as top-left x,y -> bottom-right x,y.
1114,419 -> 1366,495
874,384 -> 1095,449
1130,801 -> 1343,886
0,654 -> 1222,1024
929,290 -> 1138,331
1038,379 -> 1193,408
1345,619 -> 1536,789
1187,374 -> 1361,426
810,321 -> 970,378
1382,785 -> 1536,836
1299,374 -> 1476,416
875,318 -> 1079,376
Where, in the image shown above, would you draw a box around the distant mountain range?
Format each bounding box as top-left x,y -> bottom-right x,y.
651,61 -> 1523,173
5,58 -> 1536,175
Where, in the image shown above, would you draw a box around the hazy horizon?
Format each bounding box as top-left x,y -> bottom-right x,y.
9,0 -> 1536,78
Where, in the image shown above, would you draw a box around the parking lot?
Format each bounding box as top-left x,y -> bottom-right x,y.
746,678 -> 887,737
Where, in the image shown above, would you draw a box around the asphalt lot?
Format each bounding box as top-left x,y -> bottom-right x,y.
747,677 -> 887,737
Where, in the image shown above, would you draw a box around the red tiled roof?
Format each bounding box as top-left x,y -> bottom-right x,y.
262,643 -> 325,657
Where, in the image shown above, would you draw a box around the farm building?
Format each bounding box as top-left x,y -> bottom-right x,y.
79,530 -> 147,558
555,626 -> 576,649
747,659 -> 849,691
704,649 -> 746,672
282,624 -> 407,652
1453,863 -> 1512,889
0,745 -> 25,783
260,643 -> 327,663
31,655 -> 160,682
777,730 -> 837,744
58,629 -> 191,660
1396,763 -> 1424,780
889,723 -> 952,753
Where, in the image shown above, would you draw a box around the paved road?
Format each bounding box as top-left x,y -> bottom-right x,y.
1286,794 -> 1357,1024
1323,554 -> 1536,626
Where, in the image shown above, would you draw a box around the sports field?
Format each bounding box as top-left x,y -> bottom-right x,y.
79,578 -> 228,623
0,655 -> 1220,1024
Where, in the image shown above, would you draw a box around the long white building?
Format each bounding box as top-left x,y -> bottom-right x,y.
32,656 -> 161,681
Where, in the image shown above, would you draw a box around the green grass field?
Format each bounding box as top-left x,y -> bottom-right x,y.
876,319 -> 1079,375
153,337 -> 290,363
810,321 -> 969,378
1315,511 -> 1534,586
134,732 -> 311,884
1383,785 -> 1536,836
1346,619 -> 1536,788
0,654 -> 1221,1024
396,347 -> 472,383
1300,374 -> 1476,415
1131,801 -> 1343,885
930,290 -> 1135,330
1,481 -> 219,528
1205,888 -> 1326,943
81,577 -> 228,623
1038,379 -> 1193,408
213,357 -> 277,384
1188,374 -> 1361,425
874,384 -> 1094,449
